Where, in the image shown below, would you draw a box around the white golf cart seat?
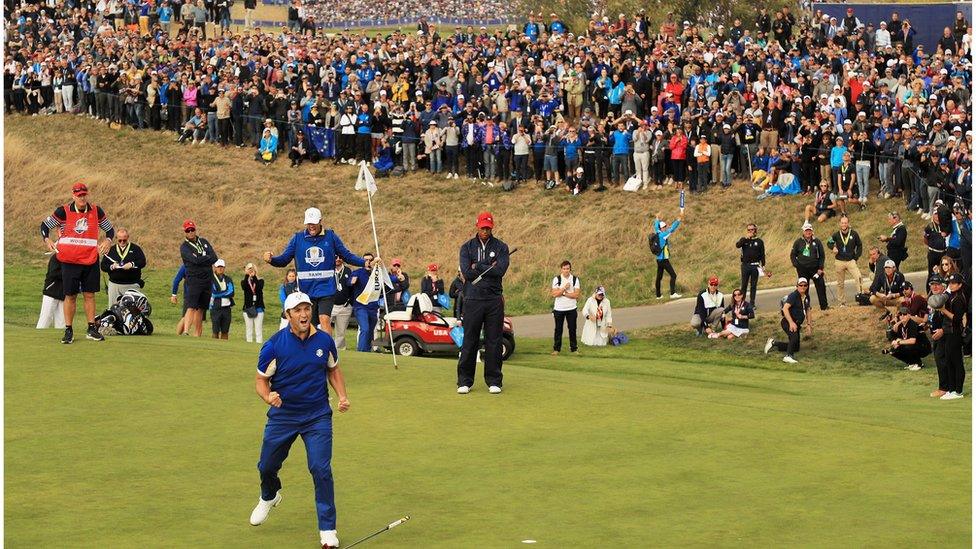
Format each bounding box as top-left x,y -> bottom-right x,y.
385,293 -> 433,322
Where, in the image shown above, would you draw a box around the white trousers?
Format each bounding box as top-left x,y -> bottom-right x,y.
61,84 -> 75,112
243,311 -> 265,343
633,151 -> 650,186
331,304 -> 353,349
37,295 -> 66,329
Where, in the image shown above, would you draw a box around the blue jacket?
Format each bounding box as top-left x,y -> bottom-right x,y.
350,267 -> 392,311
270,230 -> 365,299
210,275 -> 235,309
653,218 -> 680,260
610,130 -> 632,155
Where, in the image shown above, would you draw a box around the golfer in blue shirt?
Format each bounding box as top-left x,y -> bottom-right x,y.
249,292 -> 350,549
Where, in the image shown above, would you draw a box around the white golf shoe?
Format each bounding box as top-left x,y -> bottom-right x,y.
940,391 -> 964,400
488,386 -> 502,394
320,530 -> 339,548
249,491 -> 281,525
782,355 -> 798,364
457,386 -> 470,394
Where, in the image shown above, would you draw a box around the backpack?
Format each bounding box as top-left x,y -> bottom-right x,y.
648,233 -> 662,256
552,274 -> 579,294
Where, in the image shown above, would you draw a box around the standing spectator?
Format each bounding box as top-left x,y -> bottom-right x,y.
241,263 -> 265,344
37,254 -> 66,329
423,120 -> 443,174
937,273 -> 968,400
924,214 -> 949,273
736,223 -> 767,306
581,286 -> 613,347
708,289 -> 754,340
879,212 -> 908,270
826,215 -> 863,306
179,219 -> 218,337
350,252 -> 381,353
869,259 -> 906,320
449,268 -> 465,319
99,227 -> 147,305
278,268 -> 299,330
764,278 -> 813,364
927,275 -> 950,397
210,259 -> 235,340
40,182 -> 116,344
420,264 -> 446,312
691,276 -> 725,336
651,211 -> 683,299
669,130 -> 689,190
790,223 -> 829,311
883,307 -> 931,370
550,260 -> 581,356
632,120 -> 652,189
331,258 -> 354,350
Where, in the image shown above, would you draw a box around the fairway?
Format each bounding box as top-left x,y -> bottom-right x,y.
5,327 -> 970,547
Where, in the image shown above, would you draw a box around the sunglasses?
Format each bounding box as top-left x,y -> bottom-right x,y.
798,283 -> 809,287
117,239 -> 128,244
185,228 -> 196,233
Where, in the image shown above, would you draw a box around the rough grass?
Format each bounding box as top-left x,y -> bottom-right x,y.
4,115 -> 926,315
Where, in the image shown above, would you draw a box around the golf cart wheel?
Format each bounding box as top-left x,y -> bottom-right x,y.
395,337 -> 421,357
501,334 -> 515,360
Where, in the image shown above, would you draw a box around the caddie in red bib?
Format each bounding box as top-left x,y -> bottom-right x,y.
41,182 -> 116,344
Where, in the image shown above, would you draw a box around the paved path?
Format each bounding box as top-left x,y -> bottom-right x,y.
512,271 -> 930,338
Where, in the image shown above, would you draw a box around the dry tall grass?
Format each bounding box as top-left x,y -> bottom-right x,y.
4,115 -> 925,314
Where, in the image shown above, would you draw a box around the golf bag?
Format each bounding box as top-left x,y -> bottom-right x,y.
96,289 -> 154,336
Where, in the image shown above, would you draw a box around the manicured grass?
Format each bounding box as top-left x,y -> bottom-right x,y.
6,321 -> 971,547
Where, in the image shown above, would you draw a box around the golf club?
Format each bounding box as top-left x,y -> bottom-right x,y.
471,247 -> 518,286
340,516 -> 410,549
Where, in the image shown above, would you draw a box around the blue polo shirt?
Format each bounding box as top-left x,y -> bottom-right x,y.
257,326 -> 339,422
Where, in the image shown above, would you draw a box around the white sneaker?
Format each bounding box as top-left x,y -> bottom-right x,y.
764,338 -> 774,354
446,173 -> 453,179
488,385 -> 502,394
320,530 -> 339,548
940,391 -> 964,400
669,293 -> 682,299
454,173 -> 460,179
457,386 -> 470,394
782,355 -> 798,364
907,364 -> 922,371
249,491 -> 281,525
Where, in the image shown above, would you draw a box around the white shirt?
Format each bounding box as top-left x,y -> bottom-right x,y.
552,274 -> 580,311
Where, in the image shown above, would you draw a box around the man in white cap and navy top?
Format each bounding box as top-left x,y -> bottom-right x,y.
789,222 -> 829,311
250,291 -> 350,549
264,208 -> 368,335
765,277 -> 813,364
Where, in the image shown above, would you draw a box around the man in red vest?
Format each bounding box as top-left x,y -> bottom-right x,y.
41,182 -> 115,344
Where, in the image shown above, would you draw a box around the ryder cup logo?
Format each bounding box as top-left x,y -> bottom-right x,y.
73,217 -> 89,235
305,246 -> 325,267
316,349 -> 323,357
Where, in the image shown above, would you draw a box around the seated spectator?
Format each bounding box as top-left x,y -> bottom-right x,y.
255,127 -> 278,164
177,107 -> 206,144
289,131 -> 310,167
374,138 -> 394,175
805,181 -> 845,223
883,307 -> 931,370
691,276 -> 725,336
581,286 -> 613,346
708,289 -> 754,340
420,263 -> 446,311
869,259 -> 905,320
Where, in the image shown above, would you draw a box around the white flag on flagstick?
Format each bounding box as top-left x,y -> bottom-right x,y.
355,263 -> 394,305
355,162 -> 377,196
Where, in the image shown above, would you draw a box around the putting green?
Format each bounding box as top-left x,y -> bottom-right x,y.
5,328 -> 971,547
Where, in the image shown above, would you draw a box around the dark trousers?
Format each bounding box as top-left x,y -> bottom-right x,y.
257,414 -> 335,530
356,133 -> 371,162
552,309 -> 578,352
740,263 -> 760,305
944,331 -> 966,393
457,296 -> 504,388
211,306 -> 231,334
218,117 -> 231,145
796,266 -> 828,310
533,148 -> 545,180
891,344 -> 931,366
514,154 -> 529,181
445,145 -> 459,174
927,249 -> 945,274
772,318 -> 801,356
933,339 -> 949,391
465,147 -> 481,177
655,259 -> 677,298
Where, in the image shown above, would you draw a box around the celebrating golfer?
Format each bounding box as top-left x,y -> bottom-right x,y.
250,292 -> 350,549
457,212 -> 510,394
263,207 -> 366,334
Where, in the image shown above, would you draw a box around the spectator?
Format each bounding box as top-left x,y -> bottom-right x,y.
708,289 -> 754,340
550,260 -> 581,356
241,262 -> 265,344
805,181 -> 845,223
384,259 -> 410,313
826,215 -> 864,306
179,219 -> 218,337
790,223 -> 829,311
210,259 -> 235,340
691,275 -> 725,336
420,264 -> 446,312
937,273 -> 968,399
883,307 -> 931,371
99,227 -> 147,305
255,127 -> 278,165
581,286 -> 613,347
350,252 -> 380,352
289,131 -> 311,168
651,211 -> 683,300
765,278 -> 813,364
278,268 -> 299,330
869,259 -> 906,320
448,268 -> 465,319
924,213 -> 949,273
331,257 -> 354,350
736,223 -> 767,306
926,276 -> 951,397
879,211 -> 909,270
37,254 -> 66,329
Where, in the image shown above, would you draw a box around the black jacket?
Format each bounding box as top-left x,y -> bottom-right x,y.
180,236 -> 218,283
449,275 -> 465,317
827,229 -> 862,262
459,234 -> 510,300
333,265 -> 353,307
100,242 -> 147,285
790,237 -> 825,270
736,237 -> 765,265
886,223 -> 908,262
240,275 -> 265,310
43,254 -> 64,300
870,270 -> 905,295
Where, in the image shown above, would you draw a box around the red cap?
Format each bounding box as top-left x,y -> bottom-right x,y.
72,182 -> 89,196
427,263 -> 439,272
708,276 -> 720,286
182,220 -> 196,231
391,258 -> 402,267
477,212 -> 494,229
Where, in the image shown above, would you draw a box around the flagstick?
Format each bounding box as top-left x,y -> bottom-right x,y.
363,165 -> 399,369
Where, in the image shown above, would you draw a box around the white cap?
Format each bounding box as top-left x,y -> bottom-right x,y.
884,259 -> 896,268
802,222 -> 813,231
843,119 -> 852,124
625,109 -> 633,115
214,259 -> 226,268
797,277 -> 808,285
284,291 -> 312,312
655,130 -> 663,136
304,207 -> 322,225
722,124 -> 731,129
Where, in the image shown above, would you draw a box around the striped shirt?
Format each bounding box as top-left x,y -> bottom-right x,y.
40,202 -> 115,240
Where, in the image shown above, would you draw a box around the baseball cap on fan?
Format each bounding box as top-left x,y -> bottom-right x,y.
72,182 -> 89,196
477,212 -> 494,229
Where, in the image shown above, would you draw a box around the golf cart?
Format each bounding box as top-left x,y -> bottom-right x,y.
379,294 -> 515,360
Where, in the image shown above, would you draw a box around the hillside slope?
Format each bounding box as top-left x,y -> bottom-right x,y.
4,115 -> 926,314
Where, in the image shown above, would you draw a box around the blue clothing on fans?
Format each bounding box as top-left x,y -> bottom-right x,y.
172,265 -> 186,295
652,218 -> 681,260
610,130 -> 632,155
270,230 -> 364,299
830,145 -> 847,168
257,326 -> 339,421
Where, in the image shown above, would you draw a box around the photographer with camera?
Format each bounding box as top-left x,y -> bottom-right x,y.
883,307 -> 931,370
